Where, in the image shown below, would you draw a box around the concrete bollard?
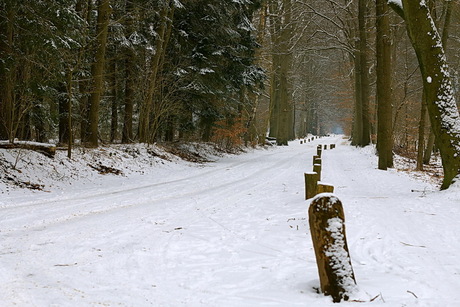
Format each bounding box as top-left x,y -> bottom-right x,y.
309,194 -> 357,302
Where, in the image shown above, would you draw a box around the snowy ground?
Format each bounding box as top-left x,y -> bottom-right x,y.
1,136 -> 459,306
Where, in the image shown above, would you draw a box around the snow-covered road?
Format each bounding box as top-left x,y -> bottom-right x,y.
1,136 -> 460,306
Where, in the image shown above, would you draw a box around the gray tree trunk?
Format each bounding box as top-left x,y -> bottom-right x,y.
376,0 -> 393,169
394,0 -> 460,189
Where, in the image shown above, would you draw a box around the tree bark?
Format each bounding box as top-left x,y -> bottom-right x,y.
77,0 -> 92,143
359,0 -> 370,146
400,0 -> 460,189
416,94 -> 427,171
110,58 -> 118,143
139,2 -> 171,143
376,0 -> 393,169
421,0 -> 453,164
121,0 -> 136,143
87,0 -> 111,147
269,0 -> 293,146
351,46 -> 363,146
354,0 -> 370,147
268,1 -> 281,140
423,130 -> 435,164
0,4 -> 15,141
58,82 -> 70,145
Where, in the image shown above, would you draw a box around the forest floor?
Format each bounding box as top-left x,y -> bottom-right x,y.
1,136 -> 459,306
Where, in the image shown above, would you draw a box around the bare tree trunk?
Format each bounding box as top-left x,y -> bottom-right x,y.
421,0 -> 453,164
268,0 -> 293,146
356,0 -> 370,146
416,94 -> 427,170
423,131 -> 435,164
268,0 -> 281,139
58,82 -> 70,144
87,0 -> 111,147
110,58 -> 118,142
245,3 -> 267,145
139,2 -> 171,143
77,0 -> 93,143
65,68 -> 74,159
351,46 -> 363,146
121,1 -> 135,143
0,5 -> 15,141
394,0 -> 460,189
376,0 -> 393,169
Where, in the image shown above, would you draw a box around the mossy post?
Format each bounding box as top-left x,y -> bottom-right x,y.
313,163 -> 322,181
314,157 -> 322,166
312,155 -> 319,165
317,147 -> 322,157
309,194 -> 357,302
317,183 -> 334,193
304,172 -> 318,199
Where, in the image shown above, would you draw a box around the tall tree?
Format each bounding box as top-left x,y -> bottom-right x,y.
376,0 -> 393,169
390,0 -> 460,189
268,0 -> 294,145
352,0 -> 371,147
87,0 -> 111,147
138,1 -> 174,143
121,0 -> 136,143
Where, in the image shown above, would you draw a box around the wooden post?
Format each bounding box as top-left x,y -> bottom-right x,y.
330,144 -> 336,149
317,147 -> 322,157
312,155 -> 319,165
304,172 -> 318,199
300,140 -> 303,144
324,144 -> 327,150
317,183 -> 334,194
309,194 -> 357,302
313,163 -> 322,181
314,157 -> 321,166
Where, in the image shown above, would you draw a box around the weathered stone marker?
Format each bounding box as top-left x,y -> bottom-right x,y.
309,194 -> 357,303
304,172 -> 318,199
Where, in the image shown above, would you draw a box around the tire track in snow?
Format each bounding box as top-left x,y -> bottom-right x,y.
1,148 -> 287,211
0,144 -> 307,234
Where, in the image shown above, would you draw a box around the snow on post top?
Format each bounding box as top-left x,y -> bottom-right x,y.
388,0 -> 402,9
310,193 -> 340,209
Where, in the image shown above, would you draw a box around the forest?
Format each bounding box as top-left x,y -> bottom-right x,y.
1,0 -> 460,187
